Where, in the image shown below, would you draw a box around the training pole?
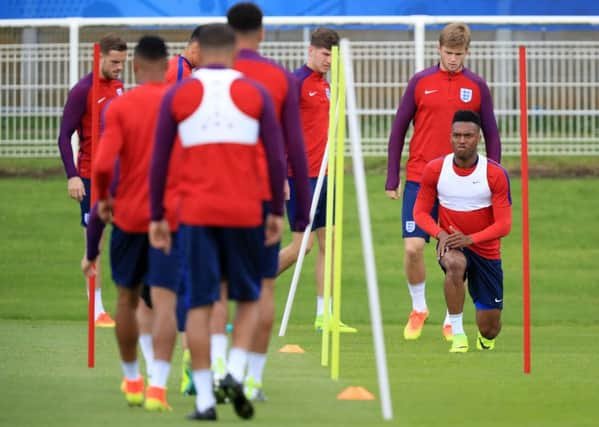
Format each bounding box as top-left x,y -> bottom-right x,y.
330,55 -> 346,380
321,45 -> 339,366
88,43 -> 100,368
341,38 -> 393,420
519,46 -> 531,374
278,106 -> 338,338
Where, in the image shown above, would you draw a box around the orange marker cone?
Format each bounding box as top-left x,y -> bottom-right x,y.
278,344 -> 305,353
337,386 -> 375,401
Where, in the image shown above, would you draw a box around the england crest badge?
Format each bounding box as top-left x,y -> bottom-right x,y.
460,88 -> 472,103
405,221 -> 416,233
116,87 -> 123,96
325,87 -> 330,100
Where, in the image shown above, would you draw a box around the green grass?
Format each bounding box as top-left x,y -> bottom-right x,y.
0,174 -> 598,426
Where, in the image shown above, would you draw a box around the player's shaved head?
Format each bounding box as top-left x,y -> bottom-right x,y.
189,25 -> 203,43
453,110 -> 481,129
133,36 -> 168,83
227,2 -> 263,33
134,35 -> 168,61
198,23 -> 236,52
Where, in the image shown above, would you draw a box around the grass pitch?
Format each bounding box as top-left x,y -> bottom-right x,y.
0,171 -> 598,426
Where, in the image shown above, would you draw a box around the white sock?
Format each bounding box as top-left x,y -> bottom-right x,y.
316,296 -> 325,316
443,310 -> 451,326
227,347 -> 248,383
95,288 -> 105,315
449,313 -> 465,336
150,359 -> 171,388
246,352 -> 267,385
138,334 -> 154,378
121,360 -> 140,380
408,282 -> 427,312
193,369 -> 216,412
210,334 -> 227,375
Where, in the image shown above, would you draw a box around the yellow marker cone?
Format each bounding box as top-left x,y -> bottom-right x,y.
337,386 -> 375,401
278,344 -> 305,353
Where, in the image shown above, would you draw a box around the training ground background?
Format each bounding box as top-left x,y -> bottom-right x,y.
0,157 -> 598,426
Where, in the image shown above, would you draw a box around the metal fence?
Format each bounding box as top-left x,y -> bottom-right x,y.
1,20 -> 599,157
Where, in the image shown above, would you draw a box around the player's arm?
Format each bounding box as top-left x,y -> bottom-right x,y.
413,162 -> 443,239
281,73 -> 310,231
468,165 -> 512,244
478,79 -> 502,163
258,87 -> 286,246
82,202 -> 106,276
57,81 -> 88,200
149,87 -> 178,254
93,103 -> 124,202
385,76 -> 417,198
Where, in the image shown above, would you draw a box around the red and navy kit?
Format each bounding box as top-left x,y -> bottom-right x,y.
386,65 -> 501,189
413,154 -> 512,260
58,73 -> 124,179
150,66 -> 286,227
165,54 -> 193,85
234,48 -> 310,231
293,64 -> 330,178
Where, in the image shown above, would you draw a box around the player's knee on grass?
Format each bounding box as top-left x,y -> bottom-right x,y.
477,310 -> 501,339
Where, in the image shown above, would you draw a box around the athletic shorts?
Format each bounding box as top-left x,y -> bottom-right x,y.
80,177 -> 91,227
260,201 -> 280,279
178,224 -> 262,308
287,176 -> 328,232
110,224 -> 148,289
439,247 -> 504,310
402,180 -> 439,242
176,264 -> 191,332
146,232 -> 181,292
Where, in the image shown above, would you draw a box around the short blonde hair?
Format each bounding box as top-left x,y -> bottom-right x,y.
439,23 -> 471,49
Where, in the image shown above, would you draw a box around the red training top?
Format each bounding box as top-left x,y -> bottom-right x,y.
233,48 -> 310,231
93,82 -> 180,233
414,154 -> 511,259
57,73 -> 124,179
386,65 -> 501,189
165,55 -> 193,85
150,67 -> 286,227
293,64 -> 330,177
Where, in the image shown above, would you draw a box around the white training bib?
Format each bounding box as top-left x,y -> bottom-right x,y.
437,153 -> 492,212
178,68 -> 260,147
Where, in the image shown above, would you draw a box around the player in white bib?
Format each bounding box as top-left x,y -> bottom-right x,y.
414,110 -> 512,353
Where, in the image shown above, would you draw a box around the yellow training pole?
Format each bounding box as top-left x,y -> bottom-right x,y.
321,45 -> 339,367
331,51 -> 346,380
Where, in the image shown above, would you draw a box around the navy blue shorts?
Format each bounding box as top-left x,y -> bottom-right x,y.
176,263 -> 191,332
110,224 -> 148,289
80,177 -> 91,227
287,176 -> 328,232
439,247 -> 504,310
402,180 -> 438,242
178,224 -> 263,308
261,201 -> 280,279
147,232 -> 181,292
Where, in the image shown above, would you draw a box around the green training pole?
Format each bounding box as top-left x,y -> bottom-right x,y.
321,45 -> 339,367
331,52 -> 346,380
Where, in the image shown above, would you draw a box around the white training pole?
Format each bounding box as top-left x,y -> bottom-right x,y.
278,110 -> 337,336
341,38 -> 393,421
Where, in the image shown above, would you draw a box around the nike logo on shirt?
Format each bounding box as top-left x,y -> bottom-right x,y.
424,89 -> 438,95
308,91 -> 317,96
97,97 -> 107,104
